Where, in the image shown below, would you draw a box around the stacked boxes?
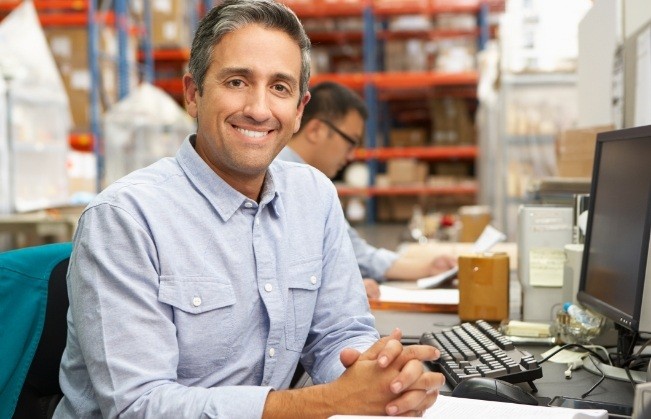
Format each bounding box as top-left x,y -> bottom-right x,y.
149,0 -> 192,49
45,26 -> 138,130
556,125 -> 613,178
430,97 -> 475,145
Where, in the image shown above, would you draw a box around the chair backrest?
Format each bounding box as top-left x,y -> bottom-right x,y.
0,242 -> 72,419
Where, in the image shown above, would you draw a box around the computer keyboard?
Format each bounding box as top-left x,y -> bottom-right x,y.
419,320 -> 543,389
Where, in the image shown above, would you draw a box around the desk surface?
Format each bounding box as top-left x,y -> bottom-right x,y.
371,309 -> 636,409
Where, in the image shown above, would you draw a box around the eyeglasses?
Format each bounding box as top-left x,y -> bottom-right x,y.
318,119 -> 360,149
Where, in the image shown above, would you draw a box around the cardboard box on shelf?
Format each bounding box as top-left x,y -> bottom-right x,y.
386,158 -> 428,185
389,128 -> 428,147
151,0 -> 191,49
376,196 -> 421,222
429,97 -> 475,145
45,26 -> 138,129
556,125 -> 613,178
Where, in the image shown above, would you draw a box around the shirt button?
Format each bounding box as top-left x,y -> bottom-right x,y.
255,217 -> 260,225
269,348 -> 275,357
264,283 -> 273,292
310,275 -> 317,285
192,296 -> 202,307
244,202 -> 253,208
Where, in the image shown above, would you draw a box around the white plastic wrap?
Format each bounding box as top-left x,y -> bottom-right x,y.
103,83 -> 195,186
0,1 -> 72,212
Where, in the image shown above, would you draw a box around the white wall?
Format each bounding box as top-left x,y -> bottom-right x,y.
577,0 -> 622,127
624,0 -> 651,38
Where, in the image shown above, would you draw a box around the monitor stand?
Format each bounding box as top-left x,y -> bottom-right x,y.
582,324 -> 648,383
582,357 -> 647,383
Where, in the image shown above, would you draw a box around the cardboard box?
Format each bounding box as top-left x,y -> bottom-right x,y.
556,125 -> 613,178
386,158 -> 428,185
151,0 -> 191,49
389,128 -> 427,147
458,252 -> 510,322
45,26 -> 137,129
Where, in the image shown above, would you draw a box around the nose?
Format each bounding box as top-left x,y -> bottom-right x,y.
345,146 -> 356,161
243,87 -> 273,122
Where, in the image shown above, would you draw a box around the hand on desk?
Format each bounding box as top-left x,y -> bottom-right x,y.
385,254 -> 457,282
364,278 -> 381,300
337,328 -> 445,416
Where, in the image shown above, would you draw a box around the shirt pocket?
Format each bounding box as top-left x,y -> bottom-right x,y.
285,257 -> 322,352
159,276 -> 236,378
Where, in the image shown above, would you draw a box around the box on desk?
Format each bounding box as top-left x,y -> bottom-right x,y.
458,253 -> 509,322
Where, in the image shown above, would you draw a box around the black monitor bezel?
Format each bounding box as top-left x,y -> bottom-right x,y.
577,124 -> 651,333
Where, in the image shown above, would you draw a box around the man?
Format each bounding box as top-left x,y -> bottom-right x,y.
53,1 -> 444,417
278,82 -> 456,299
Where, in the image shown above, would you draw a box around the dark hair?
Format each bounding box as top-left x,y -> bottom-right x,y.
299,82 -> 368,131
188,0 -> 311,100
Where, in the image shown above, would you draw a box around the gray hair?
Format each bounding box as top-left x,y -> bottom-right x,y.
188,0 -> 311,102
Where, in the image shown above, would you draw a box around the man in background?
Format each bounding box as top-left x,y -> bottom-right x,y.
278,82 -> 456,299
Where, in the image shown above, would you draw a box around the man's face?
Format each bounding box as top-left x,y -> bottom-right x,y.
184,24 -> 310,190
313,110 -> 364,179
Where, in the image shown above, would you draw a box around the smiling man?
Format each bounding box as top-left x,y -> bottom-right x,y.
53,1 -> 444,418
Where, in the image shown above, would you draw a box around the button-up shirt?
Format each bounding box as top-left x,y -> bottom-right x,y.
54,136 -> 378,418
277,146 -> 398,281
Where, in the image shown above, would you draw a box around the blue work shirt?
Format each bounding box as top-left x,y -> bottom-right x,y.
54,136 -> 378,418
277,146 -> 398,281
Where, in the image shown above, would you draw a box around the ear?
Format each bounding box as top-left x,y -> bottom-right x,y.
183,73 -> 199,118
293,91 -> 311,134
303,118 -> 327,145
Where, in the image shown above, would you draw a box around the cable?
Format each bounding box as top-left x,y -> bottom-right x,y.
582,344 -> 613,365
581,355 -> 605,398
538,343 -> 609,365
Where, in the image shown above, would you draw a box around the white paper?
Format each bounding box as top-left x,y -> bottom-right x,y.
529,247 -> 565,287
378,285 -> 459,305
329,394 -> 607,419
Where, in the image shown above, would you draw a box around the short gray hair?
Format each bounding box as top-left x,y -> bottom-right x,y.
188,0 -> 311,102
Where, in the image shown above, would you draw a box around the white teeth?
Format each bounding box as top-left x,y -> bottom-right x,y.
237,127 -> 268,138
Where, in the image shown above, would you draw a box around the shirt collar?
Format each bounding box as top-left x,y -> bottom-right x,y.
176,135 -> 280,221
278,146 -> 306,164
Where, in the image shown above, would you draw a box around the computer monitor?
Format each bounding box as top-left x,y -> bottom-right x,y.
577,124 -> 651,382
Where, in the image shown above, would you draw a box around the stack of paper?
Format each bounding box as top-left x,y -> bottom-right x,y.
330,394 -> 607,419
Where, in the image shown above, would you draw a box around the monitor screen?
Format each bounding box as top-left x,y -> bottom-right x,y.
577,125 -> 651,333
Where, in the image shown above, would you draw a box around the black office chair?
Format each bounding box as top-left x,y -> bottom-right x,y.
0,242 -> 72,419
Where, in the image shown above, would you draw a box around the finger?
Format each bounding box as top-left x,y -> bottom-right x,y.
339,347 -> 361,368
358,328 -> 402,363
386,388 -> 440,417
375,337 -> 404,368
391,369 -> 445,395
389,344 -> 439,371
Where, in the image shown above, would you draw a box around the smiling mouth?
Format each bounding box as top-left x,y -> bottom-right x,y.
236,127 -> 270,139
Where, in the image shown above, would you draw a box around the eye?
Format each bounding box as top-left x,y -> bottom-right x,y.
272,84 -> 291,95
227,79 -> 245,88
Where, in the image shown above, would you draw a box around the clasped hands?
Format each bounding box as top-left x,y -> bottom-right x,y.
335,328 -> 445,417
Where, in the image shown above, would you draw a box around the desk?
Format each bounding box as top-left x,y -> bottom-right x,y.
371,309 -> 636,409
0,207 -> 82,250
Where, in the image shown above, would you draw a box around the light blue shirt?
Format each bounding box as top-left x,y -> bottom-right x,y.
277,147 -> 399,282
54,136 -> 379,418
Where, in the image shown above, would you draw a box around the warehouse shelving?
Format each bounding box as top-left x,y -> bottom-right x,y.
282,0 -> 502,222
1,0 -> 150,192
